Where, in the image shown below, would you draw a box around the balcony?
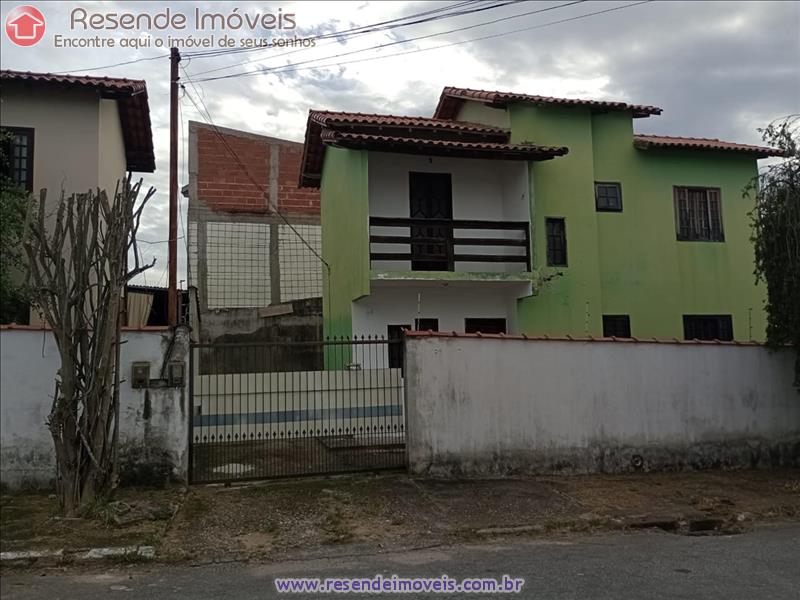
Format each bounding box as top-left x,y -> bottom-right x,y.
369,217 -> 531,278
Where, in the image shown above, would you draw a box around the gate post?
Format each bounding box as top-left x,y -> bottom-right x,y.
187,342 -> 194,484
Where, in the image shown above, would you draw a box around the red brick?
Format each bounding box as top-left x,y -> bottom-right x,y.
196,127 -> 319,216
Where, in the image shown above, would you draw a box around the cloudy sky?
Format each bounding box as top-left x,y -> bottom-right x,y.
1,0 -> 798,285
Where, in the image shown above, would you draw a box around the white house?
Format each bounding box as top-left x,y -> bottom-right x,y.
0,69 -> 155,204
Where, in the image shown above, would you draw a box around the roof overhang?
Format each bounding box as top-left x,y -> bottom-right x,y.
0,70 -> 155,172
322,130 -> 567,161
434,86 -> 663,120
634,135 -> 785,158
299,109 -> 565,188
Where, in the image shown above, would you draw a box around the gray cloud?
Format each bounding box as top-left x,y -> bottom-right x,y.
2,0 -> 798,284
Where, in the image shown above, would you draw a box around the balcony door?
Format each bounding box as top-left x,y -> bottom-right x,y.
409,172 -> 453,271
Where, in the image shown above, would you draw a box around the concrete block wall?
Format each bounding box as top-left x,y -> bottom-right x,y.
188,121 -> 323,344
0,327 -> 190,490
405,333 -> 800,476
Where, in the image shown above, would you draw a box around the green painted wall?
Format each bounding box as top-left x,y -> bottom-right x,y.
320,147 -> 370,342
318,103 -> 765,342
510,104 -> 604,336
509,103 -> 764,341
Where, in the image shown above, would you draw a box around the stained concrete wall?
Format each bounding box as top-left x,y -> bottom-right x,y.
0,327 -> 189,490
405,334 -> 800,475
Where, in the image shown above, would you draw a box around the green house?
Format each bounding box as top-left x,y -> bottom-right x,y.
299,87 -> 781,349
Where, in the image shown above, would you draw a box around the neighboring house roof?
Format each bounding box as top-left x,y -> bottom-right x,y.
0,69 -> 155,172
434,86 -> 663,120
634,135 -> 784,158
300,110 -> 566,188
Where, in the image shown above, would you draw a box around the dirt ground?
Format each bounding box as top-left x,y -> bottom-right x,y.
162,469 -> 800,563
2,469 -> 798,566
0,487 -> 184,555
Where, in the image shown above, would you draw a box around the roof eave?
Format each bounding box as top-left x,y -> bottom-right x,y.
634,139 -> 785,158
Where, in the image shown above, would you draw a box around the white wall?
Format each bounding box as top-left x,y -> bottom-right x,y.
367,153 -> 529,273
456,101 -> 511,129
0,328 -> 189,489
406,335 -> 800,475
352,284 -> 528,339
98,98 -> 128,198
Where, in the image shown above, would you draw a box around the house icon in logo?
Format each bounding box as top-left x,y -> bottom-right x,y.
5,5 -> 46,47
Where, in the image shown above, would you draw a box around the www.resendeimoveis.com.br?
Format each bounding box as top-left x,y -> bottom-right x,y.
274,574 -> 525,594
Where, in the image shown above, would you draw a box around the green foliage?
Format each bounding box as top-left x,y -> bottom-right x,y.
749,115 -> 800,387
0,131 -> 31,324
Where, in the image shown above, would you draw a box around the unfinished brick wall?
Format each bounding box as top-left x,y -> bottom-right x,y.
189,121 -> 323,345
277,144 -> 320,215
195,125 -> 319,215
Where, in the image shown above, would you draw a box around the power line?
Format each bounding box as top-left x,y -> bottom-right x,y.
185,0 -> 504,77
50,53 -> 169,75
194,1 -> 650,84
48,2 -> 495,75
179,66 -> 329,271
191,0 -> 585,83
182,0 -> 515,61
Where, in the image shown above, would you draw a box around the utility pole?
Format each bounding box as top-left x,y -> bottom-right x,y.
168,47 -> 181,326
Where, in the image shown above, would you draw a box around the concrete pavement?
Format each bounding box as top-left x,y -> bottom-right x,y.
2,523 -> 799,599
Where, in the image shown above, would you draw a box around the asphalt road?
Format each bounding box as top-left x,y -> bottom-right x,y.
2,524 -> 799,599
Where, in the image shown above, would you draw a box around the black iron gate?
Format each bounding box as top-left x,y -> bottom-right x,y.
188,337 -> 406,483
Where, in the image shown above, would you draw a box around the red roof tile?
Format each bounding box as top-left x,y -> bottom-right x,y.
321,129 -> 567,160
634,135 -> 784,158
309,110 -> 507,134
1,69 -> 155,172
300,109 -> 538,187
434,86 -> 663,119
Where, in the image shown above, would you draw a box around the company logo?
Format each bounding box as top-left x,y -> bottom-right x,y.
5,5 -> 45,47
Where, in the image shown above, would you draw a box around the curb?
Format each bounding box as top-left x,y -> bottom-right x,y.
0,545 -> 155,566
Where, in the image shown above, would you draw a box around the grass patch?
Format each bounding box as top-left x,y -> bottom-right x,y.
106,550 -> 154,565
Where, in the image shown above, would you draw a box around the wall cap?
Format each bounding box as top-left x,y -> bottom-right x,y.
404,330 -> 773,347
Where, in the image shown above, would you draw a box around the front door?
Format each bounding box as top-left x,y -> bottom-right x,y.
409,172 -> 453,271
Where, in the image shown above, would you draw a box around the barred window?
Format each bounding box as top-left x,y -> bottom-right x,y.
595,182 -> 622,212
464,318 -> 506,334
683,315 -> 733,341
674,187 -> 724,241
545,218 -> 567,266
0,127 -> 34,192
602,315 -> 631,338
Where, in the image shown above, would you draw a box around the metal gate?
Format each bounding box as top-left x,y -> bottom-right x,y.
188,338 -> 406,483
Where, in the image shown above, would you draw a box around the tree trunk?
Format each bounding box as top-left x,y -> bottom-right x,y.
24,181 -> 156,514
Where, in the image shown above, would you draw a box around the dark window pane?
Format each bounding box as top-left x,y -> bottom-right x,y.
414,318 -> 438,332
1,127 -> 34,192
675,187 -> 724,242
546,218 -> 567,266
595,182 -> 622,211
602,315 -> 631,338
683,315 -> 733,341
464,318 -> 506,334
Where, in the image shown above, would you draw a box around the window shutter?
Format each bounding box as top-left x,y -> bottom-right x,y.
708,189 -> 723,240
675,188 -> 689,239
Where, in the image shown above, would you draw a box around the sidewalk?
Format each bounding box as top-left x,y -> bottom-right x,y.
2,469 -> 798,567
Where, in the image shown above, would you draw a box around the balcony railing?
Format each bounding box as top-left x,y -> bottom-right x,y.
369,216 -> 531,271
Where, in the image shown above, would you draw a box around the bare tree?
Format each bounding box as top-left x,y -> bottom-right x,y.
24,177 -> 155,515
